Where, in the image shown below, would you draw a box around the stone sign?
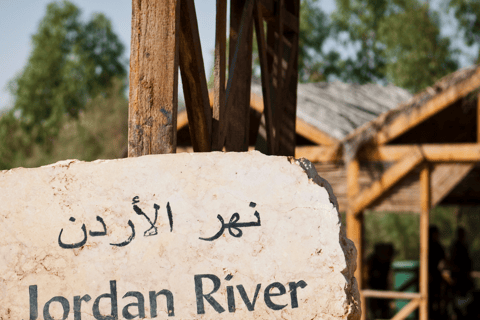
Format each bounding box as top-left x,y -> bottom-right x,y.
0,152 -> 359,319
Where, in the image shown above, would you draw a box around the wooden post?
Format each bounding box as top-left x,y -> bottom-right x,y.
128,0 -> 180,156
419,163 -> 430,320
477,93 -> 480,142
211,0 -> 227,151
179,0 -> 212,152
346,157 -> 365,319
225,0 -> 254,151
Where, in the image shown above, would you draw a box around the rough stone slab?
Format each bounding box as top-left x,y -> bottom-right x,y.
0,151 -> 359,319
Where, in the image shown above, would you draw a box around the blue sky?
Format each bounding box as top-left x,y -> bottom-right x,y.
0,0 -> 220,110
0,0 -> 476,111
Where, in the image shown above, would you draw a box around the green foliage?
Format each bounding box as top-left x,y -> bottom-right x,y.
331,0 -> 389,83
0,0 -> 127,170
332,0 -> 458,92
364,206 -> 480,272
297,0 -> 336,82
365,211 -> 420,261
9,0 -> 125,144
449,0 -> 480,50
378,1 -> 458,92
0,78 -> 128,170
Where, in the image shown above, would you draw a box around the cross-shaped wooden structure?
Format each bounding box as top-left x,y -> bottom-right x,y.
127,0 -> 300,156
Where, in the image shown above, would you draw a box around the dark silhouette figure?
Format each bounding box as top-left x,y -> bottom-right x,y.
428,225 -> 447,319
367,243 -> 394,319
450,227 -> 473,319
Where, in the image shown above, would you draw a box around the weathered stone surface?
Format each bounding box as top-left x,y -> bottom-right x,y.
0,151 -> 359,319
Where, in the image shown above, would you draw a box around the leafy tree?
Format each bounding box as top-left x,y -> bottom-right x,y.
332,0 -> 458,92
378,1 -> 458,92
9,0 -> 125,145
331,0 -> 389,84
297,0 -> 338,82
449,0 -> 480,61
0,0 -> 126,170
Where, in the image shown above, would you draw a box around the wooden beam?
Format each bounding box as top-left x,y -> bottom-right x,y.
295,145 -> 341,162
179,0 -> 211,152
392,298 -> 421,320
295,119 -> 339,146
128,0 -> 180,156
299,144 -> 480,162
362,290 -> 421,300
352,148 -> 423,214
211,0 -> 227,151
419,164 -> 430,320
254,2 -> 275,154
375,68 -> 480,145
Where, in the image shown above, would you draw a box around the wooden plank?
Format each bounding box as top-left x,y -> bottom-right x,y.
391,298 -> 421,320
128,0 -> 180,156
359,144 -> 480,162
219,0 -> 254,149
179,0 -> 211,152
295,146 -> 341,162
419,164 -> 430,320
362,290 -> 422,300
295,119 -> 339,146
352,148 -> 423,214
211,0 -> 227,151
254,2 -> 275,154
375,68 -> 480,145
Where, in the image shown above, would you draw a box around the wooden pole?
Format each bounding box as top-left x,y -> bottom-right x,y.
128,0 -> 180,156
477,93 -> 480,143
225,0 -> 254,151
346,157 -> 365,319
179,0 -> 212,152
211,0 -> 227,151
419,163 -> 430,320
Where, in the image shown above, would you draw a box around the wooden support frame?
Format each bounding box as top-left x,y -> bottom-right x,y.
392,298 -> 421,320
362,290 -> 421,300
296,143 -> 480,163
352,148 -> 423,214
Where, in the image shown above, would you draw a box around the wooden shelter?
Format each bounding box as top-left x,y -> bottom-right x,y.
296,65 -> 480,320
176,81 -> 412,154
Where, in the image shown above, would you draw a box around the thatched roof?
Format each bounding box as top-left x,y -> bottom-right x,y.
251,81 -> 412,142
342,65 -> 480,161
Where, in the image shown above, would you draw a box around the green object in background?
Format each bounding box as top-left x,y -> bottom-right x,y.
393,261 -> 419,319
